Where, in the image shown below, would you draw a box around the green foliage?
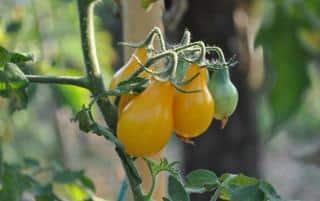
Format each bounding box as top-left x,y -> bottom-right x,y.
168,175 -> 190,201
218,174 -> 285,201
0,46 -> 33,70
144,158 -> 179,179
256,0 -> 320,131
0,63 -> 29,111
185,169 -> 218,192
0,1 -> 296,201
0,164 -> 32,201
139,158 -> 287,201
0,159 -> 99,201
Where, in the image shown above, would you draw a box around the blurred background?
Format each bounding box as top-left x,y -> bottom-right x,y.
0,0 -> 320,201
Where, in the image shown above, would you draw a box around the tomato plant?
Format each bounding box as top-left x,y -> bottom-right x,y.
0,0 -> 289,201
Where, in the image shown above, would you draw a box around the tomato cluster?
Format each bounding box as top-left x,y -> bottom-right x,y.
109,28 -> 238,157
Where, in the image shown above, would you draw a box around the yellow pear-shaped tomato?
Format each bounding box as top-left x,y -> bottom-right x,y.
109,48 -> 148,109
173,64 -> 215,138
117,81 -> 174,157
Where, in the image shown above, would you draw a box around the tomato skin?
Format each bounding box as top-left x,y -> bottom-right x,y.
208,68 -> 238,120
117,81 -> 174,157
109,48 -> 148,90
109,48 -> 148,107
117,94 -> 136,116
173,64 -> 215,138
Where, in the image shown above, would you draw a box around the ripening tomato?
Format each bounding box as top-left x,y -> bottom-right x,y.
117,81 -> 174,157
173,64 -> 215,138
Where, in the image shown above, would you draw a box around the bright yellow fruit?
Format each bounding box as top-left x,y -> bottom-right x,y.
117,81 -> 174,157
173,64 -> 215,138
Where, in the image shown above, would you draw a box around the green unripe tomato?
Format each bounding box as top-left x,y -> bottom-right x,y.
208,68 -> 238,121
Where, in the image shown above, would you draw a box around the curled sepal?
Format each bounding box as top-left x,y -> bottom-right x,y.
118,26 -> 166,52
144,158 -> 179,179
174,41 -> 206,63
171,82 -> 201,94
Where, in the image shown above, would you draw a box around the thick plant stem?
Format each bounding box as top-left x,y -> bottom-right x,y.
26,75 -> 89,88
76,1 -> 144,201
77,0 -> 100,83
77,0 -> 117,130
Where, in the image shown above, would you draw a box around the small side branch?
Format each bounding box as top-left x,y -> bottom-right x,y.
26,75 -> 89,89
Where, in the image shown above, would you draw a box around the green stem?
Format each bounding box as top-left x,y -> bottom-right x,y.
77,0 -> 101,83
77,0 -> 117,130
145,174 -> 156,200
26,75 -> 89,88
174,41 -> 206,63
91,124 -> 144,201
76,1 -> 144,201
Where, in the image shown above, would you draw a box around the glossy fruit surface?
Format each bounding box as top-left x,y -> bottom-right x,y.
208,68 -> 238,121
109,48 -> 148,106
109,48 -> 148,90
117,94 -> 136,116
173,64 -> 215,138
117,81 -> 174,157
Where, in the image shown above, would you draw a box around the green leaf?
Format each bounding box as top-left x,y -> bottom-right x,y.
79,174 -> 95,191
219,174 -> 259,200
0,63 -> 29,110
230,184 -> 264,201
0,46 -> 33,68
0,63 -> 28,96
9,52 -> 33,64
259,181 -> 283,201
162,197 -> 172,201
0,46 -> 10,69
63,183 -> 90,201
218,174 -> 286,201
185,169 -> 218,191
6,20 -> 22,33
255,1 -> 311,131
0,164 -> 33,201
168,175 -> 189,201
54,170 -> 83,184
23,157 -> 40,168
140,0 -> 158,10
